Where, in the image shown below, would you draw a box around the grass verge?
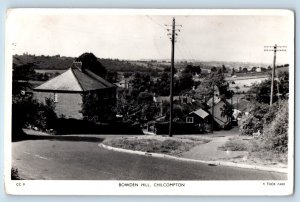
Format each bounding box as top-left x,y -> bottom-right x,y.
103,136 -> 211,156
218,136 -> 287,166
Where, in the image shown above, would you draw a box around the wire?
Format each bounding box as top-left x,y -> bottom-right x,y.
145,15 -> 168,31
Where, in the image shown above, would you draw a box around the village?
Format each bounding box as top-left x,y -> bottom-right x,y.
9,14 -> 291,181
11,51 -> 290,180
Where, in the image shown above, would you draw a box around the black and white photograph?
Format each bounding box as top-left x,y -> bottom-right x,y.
4,9 -> 294,195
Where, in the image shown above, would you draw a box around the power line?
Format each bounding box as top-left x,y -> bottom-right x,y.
264,44 -> 287,107
145,15 -> 168,31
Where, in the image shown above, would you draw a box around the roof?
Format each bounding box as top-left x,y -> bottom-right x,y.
232,99 -> 251,112
153,95 -> 193,104
153,96 -> 180,103
207,96 -> 221,107
34,67 -> 115,92
190,108 -> 209,119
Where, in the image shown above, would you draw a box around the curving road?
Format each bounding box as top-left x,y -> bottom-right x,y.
12,139 -> 287,180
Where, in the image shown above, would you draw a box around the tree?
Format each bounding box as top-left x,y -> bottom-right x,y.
211,66 -> 217,72
154,72 -> 170,96
231,68 -> 236,76
123,72 -> 133,78
247,71 -> 289,104
251,66 -> 257,72
183,64 -> 201,75
81,92 -> 115,122
105,71 -> 118,83
130,72 -> 153,98
163,66 -> 177,74
220,102 -> 233,123
242,67 -> 248,73
178,72 -> 193,92
12,95 -> 57,140
221,65 -> 227,73
12,63 -> 36,95
261,67 -> 267,72
77,53 -> 107,78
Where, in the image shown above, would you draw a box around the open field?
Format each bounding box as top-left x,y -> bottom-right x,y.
228,76 -> 269,92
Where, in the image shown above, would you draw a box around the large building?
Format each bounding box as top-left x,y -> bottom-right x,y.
34,62 -> 116,119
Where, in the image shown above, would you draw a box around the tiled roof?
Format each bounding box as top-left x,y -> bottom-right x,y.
190,108 -> 209,119
35,67 -> 115,92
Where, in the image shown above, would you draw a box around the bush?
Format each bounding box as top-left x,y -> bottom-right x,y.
239,102 -> 268,135
12,95 -> 57,140
11,167 -> 22,180
263,101 -> 289,153
239,100 -> 287,136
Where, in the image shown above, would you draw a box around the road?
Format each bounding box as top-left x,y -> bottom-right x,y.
12,139 -> 287,180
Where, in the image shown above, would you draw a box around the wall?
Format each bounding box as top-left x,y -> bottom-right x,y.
34,91 -> 83,119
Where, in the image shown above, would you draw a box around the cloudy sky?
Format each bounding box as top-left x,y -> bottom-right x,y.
7,9 -> 294,64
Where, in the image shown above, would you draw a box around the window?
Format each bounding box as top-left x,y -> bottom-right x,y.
54,93 -> 58,103
186,117 -> 194,123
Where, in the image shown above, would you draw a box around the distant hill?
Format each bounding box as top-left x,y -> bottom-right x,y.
13,54 -> 163,73
13,55 -> 73,70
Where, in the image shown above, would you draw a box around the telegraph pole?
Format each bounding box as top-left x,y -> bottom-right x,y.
264,44 -> 287,107
166,17 -> 181,137
169,18 -> 175,137
211,85 -> 214,133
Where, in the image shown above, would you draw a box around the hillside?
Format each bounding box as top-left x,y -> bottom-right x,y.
13,54 -> 162,73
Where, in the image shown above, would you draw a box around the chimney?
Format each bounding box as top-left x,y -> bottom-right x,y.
73,61 -> 83,71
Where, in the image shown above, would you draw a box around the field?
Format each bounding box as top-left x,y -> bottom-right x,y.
227,76 -> 269,93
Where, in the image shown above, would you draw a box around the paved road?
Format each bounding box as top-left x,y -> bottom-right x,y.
12,139 -> 287,180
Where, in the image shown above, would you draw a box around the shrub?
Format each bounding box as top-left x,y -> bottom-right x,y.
263,101 -> 289,153
240,100 -> 288,137
12,95 -> 57,140
239,101 -> 271,136
11,167 -> 22,180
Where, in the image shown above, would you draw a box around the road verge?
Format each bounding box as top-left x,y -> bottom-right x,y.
99,143 -> 288,174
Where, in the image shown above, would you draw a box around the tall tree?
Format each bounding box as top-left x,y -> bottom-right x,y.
12,63 -> 36,95
77,53 -> 107,78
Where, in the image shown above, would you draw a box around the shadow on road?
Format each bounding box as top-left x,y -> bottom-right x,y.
12,134 -> 105,143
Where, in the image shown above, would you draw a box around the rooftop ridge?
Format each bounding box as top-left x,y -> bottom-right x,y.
70,68 -> 84,91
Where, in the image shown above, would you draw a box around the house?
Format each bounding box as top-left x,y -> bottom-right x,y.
206,95 -> 221,107
201,69 -> 211,75
185,108 -> 211,132
208,98 -> 232,129
256,67 -> 262,72
34,61 -> 116,119
114,79 -> 130,89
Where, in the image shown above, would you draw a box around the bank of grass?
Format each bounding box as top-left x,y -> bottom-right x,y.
218,136 -> 287,166
103,136 -> 211,156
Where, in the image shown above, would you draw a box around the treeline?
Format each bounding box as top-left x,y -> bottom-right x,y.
13,54 -> 163,74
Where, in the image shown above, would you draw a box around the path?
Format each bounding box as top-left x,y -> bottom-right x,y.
181,128 -> 248,161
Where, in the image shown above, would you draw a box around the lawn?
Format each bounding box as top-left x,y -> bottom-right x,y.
103,136 -> 211,157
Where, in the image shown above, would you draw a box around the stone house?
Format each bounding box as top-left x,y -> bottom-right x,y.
34,62 -> 116,119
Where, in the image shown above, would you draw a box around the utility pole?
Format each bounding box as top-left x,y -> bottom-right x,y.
264,44 -> 287,107
166,17 -> 181,137
211,85 -> 214,133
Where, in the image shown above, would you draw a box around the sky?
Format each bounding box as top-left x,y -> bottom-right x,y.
7,9 -> 294,64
